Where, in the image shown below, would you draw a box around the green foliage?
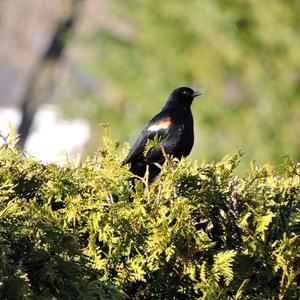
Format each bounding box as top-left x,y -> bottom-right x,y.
65,0 -> 300,170
0,133 -> 299,299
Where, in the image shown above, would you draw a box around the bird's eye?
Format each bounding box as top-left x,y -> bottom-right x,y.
183,90 -> 189,95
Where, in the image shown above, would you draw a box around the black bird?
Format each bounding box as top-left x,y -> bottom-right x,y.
123,87 -> 202,183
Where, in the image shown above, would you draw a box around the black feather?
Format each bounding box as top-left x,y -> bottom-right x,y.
123,87 -> 202,183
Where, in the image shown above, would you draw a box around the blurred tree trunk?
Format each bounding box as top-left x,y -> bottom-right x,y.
17,0 -> 82,149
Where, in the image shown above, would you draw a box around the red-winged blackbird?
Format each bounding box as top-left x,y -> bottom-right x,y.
123,87 -> 202,183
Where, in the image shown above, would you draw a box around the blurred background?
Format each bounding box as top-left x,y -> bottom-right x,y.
0,0 -> 299,170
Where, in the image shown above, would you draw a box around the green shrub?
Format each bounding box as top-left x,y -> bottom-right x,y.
0,132 -> 299,299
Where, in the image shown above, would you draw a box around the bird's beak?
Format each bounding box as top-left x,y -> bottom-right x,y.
192,91 -> 202,98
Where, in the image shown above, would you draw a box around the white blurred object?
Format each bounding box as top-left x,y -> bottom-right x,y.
0,105 -> 90,163
0,107 -> 21,135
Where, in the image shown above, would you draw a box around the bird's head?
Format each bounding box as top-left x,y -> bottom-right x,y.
164,87 -> 202,109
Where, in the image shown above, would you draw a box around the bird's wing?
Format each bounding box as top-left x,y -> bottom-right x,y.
122,111 -> 172,165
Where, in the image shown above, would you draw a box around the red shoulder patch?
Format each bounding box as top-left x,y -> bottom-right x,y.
148,117 -> 172,132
